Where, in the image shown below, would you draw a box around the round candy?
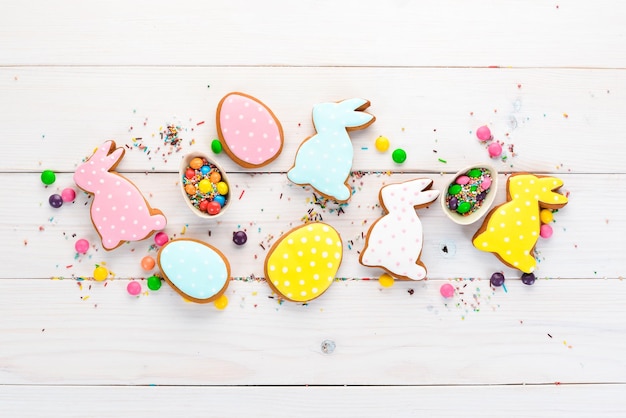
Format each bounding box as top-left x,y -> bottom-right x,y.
481,176 -> 492,190
185,168 -> 196,179
378,273 -> 394,288
213,294 -> 229,310
392,148 -> 407,164
375,136 -> 390,152
141,255 -> 156,271
216,181 -> 229,195
540,209 -> 554,224
185,184 -> 196,195
93,266 -> 108,282
440,283 -> 455,298
521,272 -> 536,285
75,238 -> 90,254
198,179 -> 212,194
456,175 -> 470,185
200,165 -> 211,176
448,196 -> 458,210
233,230 -> 248,245
127,281 -> 142,296
206,201 -> 221,215
189,157 -> 204,170
540,224 -> 553,238
214,195 -> 226,207
476,125 -> 492,141
41,170 -> 56,185
456,201 -> 473,214
211,139 -> 223,154
488,142 -> 503,157
147,275 -> 162,291
61,188 -> 76,202
448,184 -> 462,195
209,171 -> 221,183
154,231 -> 169,246
490,272 -> 505,287
468,169 -> 482,178
49,194 -> 63,208
199,200 -> 209,212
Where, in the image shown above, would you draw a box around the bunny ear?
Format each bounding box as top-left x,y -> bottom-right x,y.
538,177 -> 568,206
105,147 -> 125,169
336,98 -> 375,129
339,98 -> 370,111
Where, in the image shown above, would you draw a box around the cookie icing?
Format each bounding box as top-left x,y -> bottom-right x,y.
360,179 -> 440,281
265,222 -> 343,302
157,239 -> 230,303
472,174 -> 568,273
73,140 -> 166,250
287,98 -> 375,202
217,92 -> 284,167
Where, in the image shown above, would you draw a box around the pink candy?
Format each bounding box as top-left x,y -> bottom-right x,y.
456,175 -> 470,185
61,187 -> 76,202
488,142 -> 503,157
127,281 -> 142,296
540,224 -> 553,238
75,238 -> 90,254
154,231 -> 169,246
481,176 -> 492,189
476,125 -> 492,141
440,283 -> 455,298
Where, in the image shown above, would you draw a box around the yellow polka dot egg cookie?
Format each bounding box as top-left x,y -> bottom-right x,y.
265,222 -> 343,302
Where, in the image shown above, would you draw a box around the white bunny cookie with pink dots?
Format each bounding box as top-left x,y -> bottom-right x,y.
74,140 -> 167,250
360,178 -> 440,281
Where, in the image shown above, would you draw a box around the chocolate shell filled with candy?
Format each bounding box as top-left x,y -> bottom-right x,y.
441,164 -> 498,225
180,152 -> 231,219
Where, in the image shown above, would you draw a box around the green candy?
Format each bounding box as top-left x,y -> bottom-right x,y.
147,275 -> 162,291
41,170 -> 56,185
448,184 -> 462,195
470,184 -> 478,192
456,201 -> 473,214
392,148 -> 407,164
468,168 -> 482,178
211,139 -> 223,154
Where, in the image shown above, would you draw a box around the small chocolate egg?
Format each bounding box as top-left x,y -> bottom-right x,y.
217,92 -> 284,167
265,222 -> 342,302
157,239 -> 230,303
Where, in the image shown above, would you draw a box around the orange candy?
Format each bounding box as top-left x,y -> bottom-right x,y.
141,256 -> 156,271
189,158 -> 204,170
185,184 -> 196,195
209,171 -> 221,183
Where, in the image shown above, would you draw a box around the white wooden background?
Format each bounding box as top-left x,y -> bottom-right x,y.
1,1 -> 625,416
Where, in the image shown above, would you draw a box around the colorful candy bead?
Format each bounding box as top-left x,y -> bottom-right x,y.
392,148 -> 407,164
213,294 -> 229,310
141,255 -> 156,271
147,275 -> 162,291
154,231 -> 169,246
378,273 -> 394,288
488,142 -> 503,157
93,266 -> 108,281
375,136 -> 390,152
211,139 -> 223,154
41,170 -> 56,185
233,231 -> 248,245
540,223 -> 553,238
445,167 -> 492,217
61,187 -> 76,202
521,272 -> 536,285
75,238 -> 90,254
127,281 -> 142,296
189,157 -> 203,170
476,125 -> 492,141
490,272 -> 505,287
440,283 -> 455,298
540,209 -> 554,224
49,194 -> 63,208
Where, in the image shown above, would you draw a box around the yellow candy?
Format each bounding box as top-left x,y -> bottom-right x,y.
217,181 -> 229,195
375,136 -> 390,152
93,266 -> 108,281
198,179 -> 212,194
378,273 -> 395,288
540,209 -> 553,224
213,294 -> 228,310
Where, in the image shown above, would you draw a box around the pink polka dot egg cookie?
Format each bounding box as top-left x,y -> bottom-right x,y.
180,152 -> 231,219
216,92 -> 284,168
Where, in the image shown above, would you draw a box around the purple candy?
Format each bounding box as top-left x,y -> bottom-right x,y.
233,230 -> 247,246
490,272 -> 505,287
521,272 -> 536,285
448,196 -> 458,210
49,194 -> 63,208
477,192 -> 486,201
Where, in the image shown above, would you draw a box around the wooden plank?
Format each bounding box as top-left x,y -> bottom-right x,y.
3,172 -> 621,280
0,278 -> 624,385
2,0 -> 625,68
1,66 -> 624,173
1,384 -> 625,417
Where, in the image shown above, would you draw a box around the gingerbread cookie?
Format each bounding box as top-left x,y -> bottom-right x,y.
216,92 -> 284,168
157,238 -> 230,303
264,222 -> 343,302
472,173 -> 568,273
74,140 -> 167,250
360,178 -> 440,281
287,98 -> 375,202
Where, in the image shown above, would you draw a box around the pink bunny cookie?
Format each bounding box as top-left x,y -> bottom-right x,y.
287,98 -> 375,202
74,140 -> 167,250
360,179 -> 440,281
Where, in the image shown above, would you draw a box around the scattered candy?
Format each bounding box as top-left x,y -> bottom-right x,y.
375,136 -> 390,152
488,142 -> 503,158
93,266 -> 108,282
378,273 -> 394,288
476,125 -> 492,141
141,255 -> 156,271
154,231 -> 169,246
490,272 -> 505,287
521,272 -> 536,285
540,209 -> 554,224
181,157 -> 229,216
211,139 -> 223,154
440,283 -> 455,298
540,223 -> 553,238
49,194 -> 63,208
445,167 -> 492,216
75,238 -> 90,254
147,275 -> 162,291
41,170 -> 56,185
392,148 -> 407,164
61,187 -> 76,202
233,230 -> 248,245
213,294 -> 229,310
127,281 -> 142,296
